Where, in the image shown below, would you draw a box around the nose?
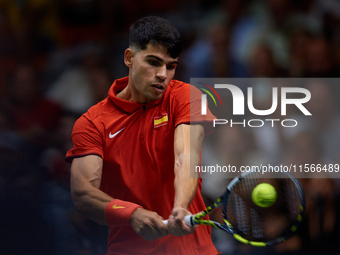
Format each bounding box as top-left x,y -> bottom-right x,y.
156,65 -> 167,81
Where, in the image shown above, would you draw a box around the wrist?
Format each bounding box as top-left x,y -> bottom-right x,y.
173,205 -> 188,212
105,199 -> 142,228
171,206 -> 191,217
173,200 -> 190,210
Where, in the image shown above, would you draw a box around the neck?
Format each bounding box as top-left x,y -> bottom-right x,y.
116,81 -> 148,104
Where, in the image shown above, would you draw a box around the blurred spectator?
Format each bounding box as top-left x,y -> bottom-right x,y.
248,0 -> 293,69
182,0 -> 259,81
265,0 -> 293,26
0,13 -> 17,92
283,131 -> 338,253
40,111 -> 108,255
46,43 -> 108,115
311,0 -> 340,41
181,23 -> 231,81
0,109 -> 55,254
88,67 -> 113,104
188,23 -> 233,78
221,0 -> 259,77
302,81 -> 340,163
41,112 -> 78,184
0,146 -> 54,255
57,0 -> 106,47
248,44 -> 287,77
210,25 -> 232,77
288,29 -> 312,77
8,64 -> 62,156
0,0 -> 58,66
283,131 -> 323,170
303,37 -> 338,77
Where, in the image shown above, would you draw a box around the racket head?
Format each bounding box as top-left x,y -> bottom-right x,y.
221,171 -> 305,247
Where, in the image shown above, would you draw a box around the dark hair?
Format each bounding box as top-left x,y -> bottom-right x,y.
129,16 -> 182,58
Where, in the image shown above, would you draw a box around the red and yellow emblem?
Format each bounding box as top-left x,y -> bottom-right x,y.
154,113 -> 168,128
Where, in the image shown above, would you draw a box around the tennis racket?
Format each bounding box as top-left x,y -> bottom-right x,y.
164,171 -> 305,247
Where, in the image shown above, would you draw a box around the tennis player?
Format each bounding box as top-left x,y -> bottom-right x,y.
66,16 -> 219,254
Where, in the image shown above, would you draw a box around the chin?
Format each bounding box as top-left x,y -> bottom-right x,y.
150,96 -> 161,102
147,93 -> 163,102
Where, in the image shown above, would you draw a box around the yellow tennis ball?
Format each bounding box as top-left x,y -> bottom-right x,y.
251,183 -> 277,207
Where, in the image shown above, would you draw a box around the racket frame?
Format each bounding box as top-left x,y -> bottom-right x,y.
188,171 -> 306,247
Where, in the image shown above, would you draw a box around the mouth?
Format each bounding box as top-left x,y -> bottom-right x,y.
151,83 -> 165,93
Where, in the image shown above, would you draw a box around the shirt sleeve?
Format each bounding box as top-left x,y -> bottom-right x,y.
173,83 -> 216,134
65,114 -> 103,162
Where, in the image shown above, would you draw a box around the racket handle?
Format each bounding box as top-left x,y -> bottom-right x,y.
162,215 -> 194,226
184,215 -> 194,226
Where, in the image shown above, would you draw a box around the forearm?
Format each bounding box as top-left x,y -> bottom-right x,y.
173,124 -> 203,209
170,124 -> 203,236
70,156 -> 113,225
71,182 -> 113,225
173,153 -> 199,209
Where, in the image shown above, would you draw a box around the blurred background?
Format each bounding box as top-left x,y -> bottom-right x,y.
0,0 -> 339,254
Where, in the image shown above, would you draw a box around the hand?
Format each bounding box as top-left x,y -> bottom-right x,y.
167,207 -> 197,237
130,208 -> 168,241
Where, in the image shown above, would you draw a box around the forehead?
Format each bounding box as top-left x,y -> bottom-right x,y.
136,43 -> 178,62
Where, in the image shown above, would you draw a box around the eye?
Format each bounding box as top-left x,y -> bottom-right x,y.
148,60 -> 160,66
167,64 -> 177,70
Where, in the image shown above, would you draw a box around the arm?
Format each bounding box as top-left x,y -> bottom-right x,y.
70,155 -> 112,225
167,124 -> 204,236
70,155 -> 168,240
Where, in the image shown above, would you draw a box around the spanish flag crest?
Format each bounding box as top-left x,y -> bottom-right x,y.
154,113 -> 168,128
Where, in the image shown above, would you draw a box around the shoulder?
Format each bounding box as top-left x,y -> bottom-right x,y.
82,97 -> 116,122
166,80 -> 202,104
167,80 -> 201,100
73,97 -> 116,132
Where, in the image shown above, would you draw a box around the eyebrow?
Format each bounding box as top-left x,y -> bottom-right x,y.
145,55 -> 178,65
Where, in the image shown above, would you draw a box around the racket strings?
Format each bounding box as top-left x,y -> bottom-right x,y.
225,172 -> 303,242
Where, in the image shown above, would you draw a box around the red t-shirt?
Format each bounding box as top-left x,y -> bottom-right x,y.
66,77 -> 219,255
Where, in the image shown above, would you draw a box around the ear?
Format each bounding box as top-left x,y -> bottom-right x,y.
124,48 -> 134,68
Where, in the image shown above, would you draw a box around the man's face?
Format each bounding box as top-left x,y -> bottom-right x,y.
127,43 -> 178,103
